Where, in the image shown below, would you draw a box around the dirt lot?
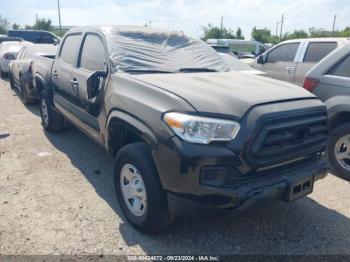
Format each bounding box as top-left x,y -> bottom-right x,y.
1,78 -> 350,256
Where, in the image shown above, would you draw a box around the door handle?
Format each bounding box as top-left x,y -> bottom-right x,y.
52,71 -> 58,77
70,79 -> 79,87
286,67 -> 295,74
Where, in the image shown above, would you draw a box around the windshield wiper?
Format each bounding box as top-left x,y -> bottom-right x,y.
177,68 -> 218,73
123,69 -> 174,74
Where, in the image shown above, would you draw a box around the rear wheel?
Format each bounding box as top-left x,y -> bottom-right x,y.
114,142 -> 173,234
9,74 -> 15,89
0,69 -> 5,79
20,77 -> 36,105
327,123 -> 350,181
40,90 -> 65,132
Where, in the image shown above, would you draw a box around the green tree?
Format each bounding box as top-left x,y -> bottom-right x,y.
251,27 -> 273,43
236,27 -> 244,39
339,27 -> 350,37
286,30 -> 308,40
12,23 -> 20,30
26,18 -> 53,31
309,27 -> 332,38
0,15 -> 10,34
201,23 -> 236,41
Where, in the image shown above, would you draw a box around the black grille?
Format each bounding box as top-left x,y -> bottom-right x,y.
248,111 -> 328,167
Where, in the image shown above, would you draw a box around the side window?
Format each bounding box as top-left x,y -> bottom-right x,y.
79,34 -> 106,71
266,43 -> 300,63
60,34 -> 81,66
304,42 -> 338,63
328,54 -> 350,78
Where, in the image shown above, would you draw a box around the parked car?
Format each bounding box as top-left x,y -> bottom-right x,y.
0,36 -> 23,44
252,38 -> 348,85
36,26 -> 328,234
303,43 -> 350,180
7,30 -> 60,44
219,53 -> 266,75
207,39 -> 268,58
0,41 -> 30,78
210,44 -> 237,57
9,44 -> 57,104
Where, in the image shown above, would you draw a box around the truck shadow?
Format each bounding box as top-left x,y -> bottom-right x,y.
44,126 -> 350,255
10,85 -> 41,117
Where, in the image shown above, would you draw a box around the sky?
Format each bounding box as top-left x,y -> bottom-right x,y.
0,0 -> 349,39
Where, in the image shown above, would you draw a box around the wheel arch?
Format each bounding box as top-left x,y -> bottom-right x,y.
34,74 -> 49,95
106,110 -> 159,157
326,96 -> 350,130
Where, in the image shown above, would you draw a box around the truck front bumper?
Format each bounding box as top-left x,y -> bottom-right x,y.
167,159 -> 327,217
152,137 -> 327,216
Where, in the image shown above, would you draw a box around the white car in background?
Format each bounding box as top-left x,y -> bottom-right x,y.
252,38 -> 349,85
0,41 -> 31,78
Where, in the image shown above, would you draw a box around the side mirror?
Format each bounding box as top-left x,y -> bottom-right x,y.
87,70 -> 107,99
257,55 -> 265,64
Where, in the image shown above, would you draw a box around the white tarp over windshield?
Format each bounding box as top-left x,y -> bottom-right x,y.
101,26 -> 230,73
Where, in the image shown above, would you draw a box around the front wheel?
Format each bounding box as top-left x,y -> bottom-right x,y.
327,123 -> 350,181
40,91 -> 65,132
114,142 -> 173,234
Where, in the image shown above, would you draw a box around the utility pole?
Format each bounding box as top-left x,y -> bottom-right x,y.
275,22 -> 279,37
57,0 -> 62,36
280,15 -> 284,39
36,13 -> 38,24
332,14 -> 337,36
220,16 -> 223,31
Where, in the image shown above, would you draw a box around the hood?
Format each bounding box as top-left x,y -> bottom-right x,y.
129,71 -> 316,118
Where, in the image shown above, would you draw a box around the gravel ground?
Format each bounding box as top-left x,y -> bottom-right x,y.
1,78 -> 350,256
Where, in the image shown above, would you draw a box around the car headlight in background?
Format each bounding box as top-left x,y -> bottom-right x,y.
163,112 -> 240,144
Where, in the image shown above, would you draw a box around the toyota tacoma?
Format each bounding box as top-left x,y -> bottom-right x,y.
34,26 -> 328,234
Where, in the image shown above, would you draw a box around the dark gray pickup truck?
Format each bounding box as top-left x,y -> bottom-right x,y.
34,26 -> 328,234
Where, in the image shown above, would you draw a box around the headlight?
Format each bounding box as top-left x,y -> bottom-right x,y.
163,112 -> 240,144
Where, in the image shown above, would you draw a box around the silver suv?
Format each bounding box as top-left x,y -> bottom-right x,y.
252,38 -> 348,85
304,42 -> 350,180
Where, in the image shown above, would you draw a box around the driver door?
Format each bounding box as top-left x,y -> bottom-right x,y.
255,42 -> 300,83
69,32 -> 108,137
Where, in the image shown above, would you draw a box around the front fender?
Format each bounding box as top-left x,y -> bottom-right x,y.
105,110 -> 159,152
325,96 -> 350,120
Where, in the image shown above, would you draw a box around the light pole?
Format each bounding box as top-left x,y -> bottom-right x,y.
57,0 -> 62,36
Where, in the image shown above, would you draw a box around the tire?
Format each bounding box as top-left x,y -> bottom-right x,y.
0,69 -> 5,79
327,123 -> 350,181
9,74 -> 15,89
20,77 -> 36,105
114,142 -> 173,234
39,90 -> 65,132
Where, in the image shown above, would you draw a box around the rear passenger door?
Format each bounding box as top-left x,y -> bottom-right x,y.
258,42 -> 300,82
52,33 -> 82,103
295,41 -> 338,86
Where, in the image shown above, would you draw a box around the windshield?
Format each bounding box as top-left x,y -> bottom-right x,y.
229,43 -> 257,56
103,27 -> 230,73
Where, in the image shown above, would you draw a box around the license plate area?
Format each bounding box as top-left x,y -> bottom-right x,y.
285,175 -> 314,202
